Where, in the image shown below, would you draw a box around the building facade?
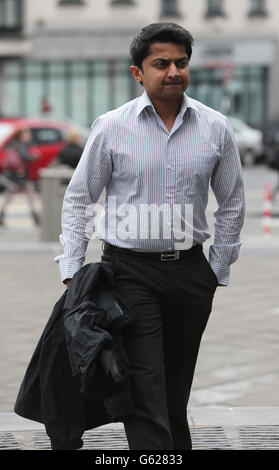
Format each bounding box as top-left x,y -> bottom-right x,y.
0,0 -> 278,129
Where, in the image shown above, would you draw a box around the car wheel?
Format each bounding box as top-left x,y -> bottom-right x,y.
242,149 -> 255,167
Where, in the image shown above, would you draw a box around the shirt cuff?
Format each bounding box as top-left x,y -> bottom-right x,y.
54,256 -> 83,283
209,261 -> 230,286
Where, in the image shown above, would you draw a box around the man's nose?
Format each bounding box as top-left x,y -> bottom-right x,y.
167,62 -> 179,78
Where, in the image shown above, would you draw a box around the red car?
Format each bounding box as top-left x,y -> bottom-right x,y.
0,118 -> 87,181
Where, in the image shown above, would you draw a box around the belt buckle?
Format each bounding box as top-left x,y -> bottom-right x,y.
160,250 -> 180,261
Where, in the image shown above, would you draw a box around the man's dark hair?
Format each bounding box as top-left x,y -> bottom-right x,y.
130,23 -> 194,69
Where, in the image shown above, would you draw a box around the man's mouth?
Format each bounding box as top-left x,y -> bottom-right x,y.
164,82 -> 183,86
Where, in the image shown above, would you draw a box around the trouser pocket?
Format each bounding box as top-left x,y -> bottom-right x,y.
202,253 -> 218,286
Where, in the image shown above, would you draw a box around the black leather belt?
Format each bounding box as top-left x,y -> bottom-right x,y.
103,242 -> 202,261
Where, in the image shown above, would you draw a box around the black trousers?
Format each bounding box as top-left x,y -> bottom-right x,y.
102,244 -> 218,450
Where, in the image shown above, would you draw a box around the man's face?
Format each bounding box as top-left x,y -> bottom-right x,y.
131,42 -> 190,102
21,130 -> 32,143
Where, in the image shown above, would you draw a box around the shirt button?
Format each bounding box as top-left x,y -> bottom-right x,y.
167,194 -> 172,198
167,165 -> 172,170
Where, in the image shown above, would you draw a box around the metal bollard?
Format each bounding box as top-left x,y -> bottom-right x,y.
39,165 -> 74,242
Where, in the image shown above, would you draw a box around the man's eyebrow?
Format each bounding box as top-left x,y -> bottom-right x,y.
151,56 -> 189,63
151,58 -> 169,63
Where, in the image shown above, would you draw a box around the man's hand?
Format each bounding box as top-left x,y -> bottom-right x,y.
64,278 -> 72,288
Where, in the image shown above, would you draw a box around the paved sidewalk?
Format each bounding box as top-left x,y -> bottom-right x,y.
1,408 -> 279,450
1,234 -> 279,411
1,165 -> 279,449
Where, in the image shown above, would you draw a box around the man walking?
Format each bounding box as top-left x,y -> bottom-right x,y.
55,23 -> 245,450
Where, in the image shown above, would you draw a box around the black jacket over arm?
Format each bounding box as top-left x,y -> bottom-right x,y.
14,262 -> 136,443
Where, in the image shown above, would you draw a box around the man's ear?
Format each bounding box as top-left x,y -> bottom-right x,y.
130,65 -> 144,85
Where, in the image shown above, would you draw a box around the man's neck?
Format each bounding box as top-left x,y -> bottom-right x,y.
149,95 -> 183,132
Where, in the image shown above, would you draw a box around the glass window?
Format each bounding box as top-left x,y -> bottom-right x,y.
114,74 -> 133,109
49,63 -> 65,75
111,1 -> 135,5
2,61 -> 21,76
1,59 -> 135,127
160,0 -> 180,16
58,0 -> 85,5
32,128 -> 63,144
188,68 -> 223,111
94,62 -> 109,74
115,60 -> 130,73
25,78 -> 44,116
71,62 -> 87,75
189,66 -> 266,128
0,0 -> 22,33
1,78 -> 21,116
25,62 -> 44,77
71,75 -> 88,127
205,0 -> 225,17
48,76 -> 67,119
90,72 -> 111,121
248,0 -> 267,16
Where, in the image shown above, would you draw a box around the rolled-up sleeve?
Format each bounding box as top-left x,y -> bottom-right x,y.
54,117 -> 112,282
209,119 -> 246,286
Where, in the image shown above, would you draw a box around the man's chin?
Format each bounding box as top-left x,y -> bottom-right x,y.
162,88 -> 185,100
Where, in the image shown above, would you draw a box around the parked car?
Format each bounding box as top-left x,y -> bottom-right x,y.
0,117 -> 89,182
227,116 -> 263,166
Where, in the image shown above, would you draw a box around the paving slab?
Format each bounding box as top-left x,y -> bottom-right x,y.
1,409 -> 279,450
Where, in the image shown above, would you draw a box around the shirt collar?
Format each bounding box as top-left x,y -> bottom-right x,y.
136,91 -> 156,116
136,91 -> 200,118
185,95 -> 200,117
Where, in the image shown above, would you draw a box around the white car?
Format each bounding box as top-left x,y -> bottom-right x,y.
227,116 -> 263,166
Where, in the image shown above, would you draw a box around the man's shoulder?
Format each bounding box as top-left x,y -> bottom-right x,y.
93,97 -> 140,127
188,96 -> 228,126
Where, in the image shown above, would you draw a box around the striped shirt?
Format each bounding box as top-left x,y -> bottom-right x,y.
55,91 -> 245,286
